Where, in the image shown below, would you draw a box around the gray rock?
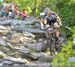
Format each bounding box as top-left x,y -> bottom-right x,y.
24,28 -> 45,33
0,19 -> 21,26
0,20 -> 11,26
33,42 -> 47,52
12,63 -> 25,67
4,57 -> 27,64
36,63 -> 51,67
16,48 -> 30,54
24,43 -> 35,49
0,26 -> 7,30
38,56 -> 55,62
0,26 -> 10,35
7,33 -> 22,44
0,63 -> 3,67
0,30 -> 9,35
30,53 -> 46,60
12,25 -> 45,34
2,60 -> 14,65
10,19 -> 20,25
23,32 -> 35,38
12,25 -> 25,32
2,64 -> 9,67
25,63 -> 37,67
25,62 -> 51,67
0,38 -> 13,48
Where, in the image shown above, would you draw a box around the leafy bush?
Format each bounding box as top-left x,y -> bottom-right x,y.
51,41 -> 75,67
51,27 -> 75,67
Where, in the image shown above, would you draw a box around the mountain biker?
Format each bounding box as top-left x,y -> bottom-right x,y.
44,11 -> 62,40
40,7 -> 50,30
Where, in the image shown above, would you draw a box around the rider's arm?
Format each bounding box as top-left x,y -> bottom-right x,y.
57,16 -> 62,25
44,19 -> 47,25
44,16 -> 48,25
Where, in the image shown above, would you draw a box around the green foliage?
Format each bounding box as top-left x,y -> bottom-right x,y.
51,41 -> 75,67
51,27 -> 75,67
57,0 -> 75,37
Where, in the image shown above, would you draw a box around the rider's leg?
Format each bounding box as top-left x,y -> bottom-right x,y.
54,23 -> 61,53
46,25 -> 51,38
56,28 -> 60,38
54,23 -> 60,39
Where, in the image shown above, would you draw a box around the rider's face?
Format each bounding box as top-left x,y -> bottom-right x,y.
47,12 -> 51,16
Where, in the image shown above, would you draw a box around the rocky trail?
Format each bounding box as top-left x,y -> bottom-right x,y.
0,17 -> 66,67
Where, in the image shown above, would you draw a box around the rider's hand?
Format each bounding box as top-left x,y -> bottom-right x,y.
54,23 -> 60,27
59,22 -> 62,26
